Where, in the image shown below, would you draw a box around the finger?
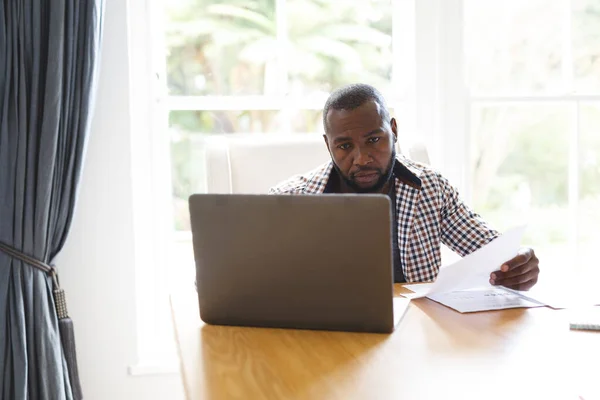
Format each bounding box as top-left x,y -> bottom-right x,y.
500,248 -> 533,272
491,261 -> 536,281
507,275 -> 538,291
491,260 -> 540,286
490,264 -> 527,283
498,267 -> 540,289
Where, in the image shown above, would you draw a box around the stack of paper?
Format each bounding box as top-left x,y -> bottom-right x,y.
401,226 -> 545,313
569,307 -> 600,331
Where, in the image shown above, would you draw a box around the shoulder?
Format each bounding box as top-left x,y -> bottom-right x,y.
396,156 -> 460,213
269,162 -> 333,194
398,157 -> 450,191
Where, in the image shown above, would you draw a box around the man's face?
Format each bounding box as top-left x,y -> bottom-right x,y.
324,100 -> 398,193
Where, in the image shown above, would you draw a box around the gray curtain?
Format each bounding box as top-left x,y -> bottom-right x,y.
0,1 -> 104,399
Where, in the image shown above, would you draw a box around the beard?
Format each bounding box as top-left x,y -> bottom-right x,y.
332,148 -> 396,194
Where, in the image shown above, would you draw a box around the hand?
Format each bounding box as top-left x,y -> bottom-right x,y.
489,248 -> 539,291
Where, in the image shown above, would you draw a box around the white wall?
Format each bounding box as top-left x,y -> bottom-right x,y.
56,0 -> 184,398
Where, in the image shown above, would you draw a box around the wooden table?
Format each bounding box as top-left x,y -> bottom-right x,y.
171,285 -> 599,400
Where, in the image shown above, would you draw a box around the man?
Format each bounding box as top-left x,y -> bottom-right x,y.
270,83 -> 539,290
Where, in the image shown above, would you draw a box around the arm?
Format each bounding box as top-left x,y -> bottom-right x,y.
268,185 -> 296,195
438,174 -> 499,257
268,175 -> 307,195
438,173 -> 540,290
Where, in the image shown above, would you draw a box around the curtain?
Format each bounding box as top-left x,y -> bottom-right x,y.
0,1 -> 105,399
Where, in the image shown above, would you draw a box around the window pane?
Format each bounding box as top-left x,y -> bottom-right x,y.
470,104 -> 569,268
286,0 -> 392,97
170,110 -> 282,230
290,109 -> 323,133
464,0 -> 564,95
165,0 -> 276,95
170,109 -> 285,134
579,103 -> 600,269
170,129 -> 206,231
171,143 -> 203,231
573,0 -> 600,93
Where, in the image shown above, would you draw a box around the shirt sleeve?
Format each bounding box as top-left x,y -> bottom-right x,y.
268,183 -> 298,195
268,175 -> 308,195
438,174 -> 499,256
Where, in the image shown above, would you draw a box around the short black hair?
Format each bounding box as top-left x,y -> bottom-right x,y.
322,83 -> 391,133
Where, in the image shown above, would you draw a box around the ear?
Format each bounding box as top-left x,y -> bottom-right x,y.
390,118 -> 398,143
323,134 -> 331,154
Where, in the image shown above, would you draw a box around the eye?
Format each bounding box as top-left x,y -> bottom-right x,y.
368,137 -> 381,144
338,143 -> 351,150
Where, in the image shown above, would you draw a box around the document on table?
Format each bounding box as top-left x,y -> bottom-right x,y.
427,287 -> 544,313
403,283 -> 544,312
400,226 -> 546,312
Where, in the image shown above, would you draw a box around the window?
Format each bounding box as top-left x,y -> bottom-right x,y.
158,0 -> 600,292
464,0 -> 600,273
136,0 -> 600,369
164,0 -> 416,227
160,0 -> 419,290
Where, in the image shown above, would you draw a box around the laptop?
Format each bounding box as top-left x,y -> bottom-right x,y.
188,194 -> 410,334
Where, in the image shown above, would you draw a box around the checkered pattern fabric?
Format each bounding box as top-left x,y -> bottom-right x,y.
269,156 -> 499,282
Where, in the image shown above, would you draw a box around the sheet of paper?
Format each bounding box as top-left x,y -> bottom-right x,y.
427,287 -> 544,313
393,297 -> 411,327
402,283 -> 434,298
402,225 -> 526,299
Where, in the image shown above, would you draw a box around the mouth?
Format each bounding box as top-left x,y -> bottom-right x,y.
352,172 -> 379,185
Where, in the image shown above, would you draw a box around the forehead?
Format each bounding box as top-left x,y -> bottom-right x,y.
325,100 -> 385,137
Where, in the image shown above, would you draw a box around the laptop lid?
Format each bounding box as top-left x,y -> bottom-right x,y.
189,194 -> 396,333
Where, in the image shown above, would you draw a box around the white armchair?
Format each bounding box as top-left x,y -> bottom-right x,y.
203,133 -> 430,194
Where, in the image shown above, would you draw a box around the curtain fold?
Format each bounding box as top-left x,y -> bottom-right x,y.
0,1 -> 105,399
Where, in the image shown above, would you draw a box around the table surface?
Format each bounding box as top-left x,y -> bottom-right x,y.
170,284 -> 600,400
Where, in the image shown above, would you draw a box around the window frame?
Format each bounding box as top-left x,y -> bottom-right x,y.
130,0 -> 448,372
464,0 -> 600,267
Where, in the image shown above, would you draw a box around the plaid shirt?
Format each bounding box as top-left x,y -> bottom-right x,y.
269,156 -> 499,282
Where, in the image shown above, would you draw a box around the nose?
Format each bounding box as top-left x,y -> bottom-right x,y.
353,147 -> 372,167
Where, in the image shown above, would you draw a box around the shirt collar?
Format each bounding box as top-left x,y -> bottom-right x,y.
309,156 -> 422,194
